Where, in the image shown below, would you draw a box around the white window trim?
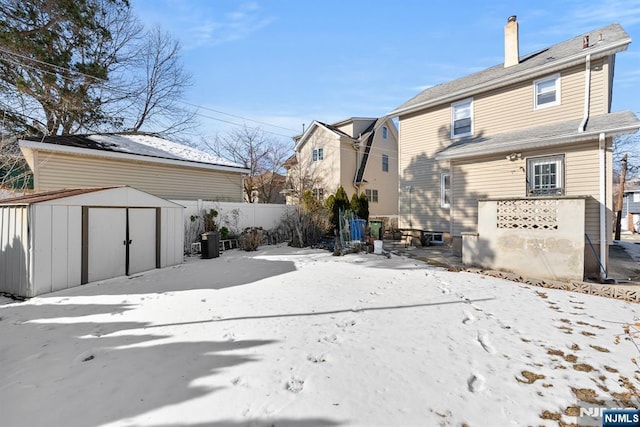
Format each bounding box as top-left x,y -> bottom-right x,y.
533,73 -> 561,110
633,193 -> 640,203
527,154 -> 565,196
365,189 -> 379,203
312,147 -> 323,162
451,98 -> 473,139
441,173 -> 450,208
312,187 -> 324,201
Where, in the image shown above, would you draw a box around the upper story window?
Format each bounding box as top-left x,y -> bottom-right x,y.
312,147 -> 323,162
451,99 -> 473,138
365,189 -> 378,203
441,173 -> 450,208
527,155 -> 564,196
382,154 -> 389,172
534,74 -> 561,109
382,126 -> 388,139
312,188 -> 324,201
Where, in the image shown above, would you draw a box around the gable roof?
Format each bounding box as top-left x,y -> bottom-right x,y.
435,110 -> 640,160
20,133 -> 249,173
390,23 -> 630,117
293,120 -> 356,152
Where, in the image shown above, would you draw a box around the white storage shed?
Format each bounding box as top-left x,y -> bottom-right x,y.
0,186 -> 184,297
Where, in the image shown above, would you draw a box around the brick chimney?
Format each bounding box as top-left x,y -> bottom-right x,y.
504,15 -> 519,68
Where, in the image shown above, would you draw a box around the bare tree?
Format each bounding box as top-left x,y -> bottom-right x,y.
128,26 -> 196,136
205,126 -> 291,203
282,152 -> 325,205
614,133 -> 640,182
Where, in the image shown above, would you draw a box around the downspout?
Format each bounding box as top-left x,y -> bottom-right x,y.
598,132 -> 607,280
352,140 -> 361,195
578,54 -> 591,132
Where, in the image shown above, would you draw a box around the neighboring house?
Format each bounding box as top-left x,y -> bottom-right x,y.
285,117 -> 399,216
389,17 -> 640,280
18,133 -> 250,202
622,187 -> 640,232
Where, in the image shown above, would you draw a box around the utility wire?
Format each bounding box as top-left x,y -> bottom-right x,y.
0,47 -> 301,136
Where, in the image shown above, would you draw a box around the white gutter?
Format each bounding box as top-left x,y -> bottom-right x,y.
599,132 -> 607,280
352,141 -> 361,195
19,140 -> 250,174
389,40 -> 629,118
435,120 -> 640,160
579,54 -> 591,132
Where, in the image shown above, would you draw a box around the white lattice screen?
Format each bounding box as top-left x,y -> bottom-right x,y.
496,199 -> 559,230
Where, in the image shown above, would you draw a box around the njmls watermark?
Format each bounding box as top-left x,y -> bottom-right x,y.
578,403 -> 640,427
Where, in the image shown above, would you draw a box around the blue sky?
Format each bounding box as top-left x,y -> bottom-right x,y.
132,0 -> 640,143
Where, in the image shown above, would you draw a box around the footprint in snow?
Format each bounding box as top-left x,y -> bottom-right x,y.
307,353 -> 328,363
320,334 -> 339,344
467,373 -> 486,393
477,330 -> 496,354
223,332 -> 236,341
437,285 -> 450,294
286,377 -> 304,393
231,376 -> 248,387
336,320 -> 356,328
462,311 -> 475,325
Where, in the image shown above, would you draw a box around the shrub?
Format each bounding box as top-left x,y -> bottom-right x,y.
239,227 -> 262,251
220,226 -> 229,240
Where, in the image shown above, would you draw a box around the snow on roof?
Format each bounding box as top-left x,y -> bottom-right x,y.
87,134 -> 241,167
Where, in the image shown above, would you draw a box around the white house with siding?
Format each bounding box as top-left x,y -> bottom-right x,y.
286,117 -> 399,217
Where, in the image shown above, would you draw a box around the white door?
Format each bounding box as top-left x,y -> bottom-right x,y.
128,208 -> 157,275
88,208 -> 127,282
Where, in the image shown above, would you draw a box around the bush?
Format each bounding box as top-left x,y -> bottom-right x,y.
239,227 -> 262,251
278,192 -> 331,248
220,226 -> 229,240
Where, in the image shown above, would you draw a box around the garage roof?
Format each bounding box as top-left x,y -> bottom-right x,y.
20,133 -> 249,173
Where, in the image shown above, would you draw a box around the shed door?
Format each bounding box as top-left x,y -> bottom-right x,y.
128,208 -> 157,275
88,208 -> 127,282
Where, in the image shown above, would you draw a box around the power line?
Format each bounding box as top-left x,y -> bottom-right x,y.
0,47 -> 301,136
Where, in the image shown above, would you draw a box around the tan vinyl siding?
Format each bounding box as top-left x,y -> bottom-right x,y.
339,139 -> 357,197
398,109 -> 451,231
361,122 -> 399,216
34,151 -> 244,201
473,59 -> 607,137
451,140 -> 607,242
299,128 -> 341,194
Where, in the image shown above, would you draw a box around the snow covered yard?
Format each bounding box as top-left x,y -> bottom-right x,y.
0,245 -> 638,427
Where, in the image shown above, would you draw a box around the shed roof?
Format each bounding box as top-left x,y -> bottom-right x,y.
390,23 -> 630,116
435,110 -> 640,160
0,187 -> 118,205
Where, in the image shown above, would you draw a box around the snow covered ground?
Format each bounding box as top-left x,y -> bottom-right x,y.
1,245 -> 638,427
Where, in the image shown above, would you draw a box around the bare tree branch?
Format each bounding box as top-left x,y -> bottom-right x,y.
203,126 -> 291,203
